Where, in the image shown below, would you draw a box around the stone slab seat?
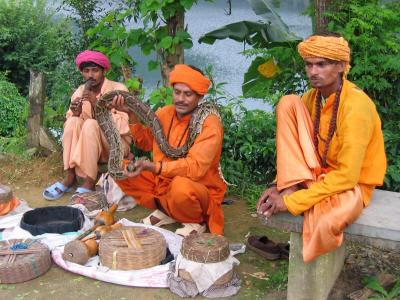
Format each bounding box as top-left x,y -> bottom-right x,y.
260,189 -> 400,300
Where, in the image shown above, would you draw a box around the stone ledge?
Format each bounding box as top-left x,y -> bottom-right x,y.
261,189 -> 400,250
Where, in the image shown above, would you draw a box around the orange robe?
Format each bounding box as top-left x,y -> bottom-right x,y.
117,105 -> 227,235
276,79 -> 386,262
63,78 -> 131,180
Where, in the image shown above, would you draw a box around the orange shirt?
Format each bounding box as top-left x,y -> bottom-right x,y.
284,79 -> 387,215
129,105 -> 227,234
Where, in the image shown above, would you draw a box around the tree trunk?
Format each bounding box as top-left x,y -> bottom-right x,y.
315,0 -> 334,34
160,9 -> 185,86
27,70 -> 45,148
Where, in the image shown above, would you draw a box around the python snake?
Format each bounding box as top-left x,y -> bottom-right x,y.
95,90 -> 221,180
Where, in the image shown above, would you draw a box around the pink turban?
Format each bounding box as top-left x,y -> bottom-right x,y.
75,50 -> 110,71
169,64 -> 211,95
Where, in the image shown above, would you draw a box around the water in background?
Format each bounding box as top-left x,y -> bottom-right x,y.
53,0 -> 312,110
131,0 -> 312,110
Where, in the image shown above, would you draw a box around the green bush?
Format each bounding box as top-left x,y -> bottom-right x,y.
204,67 -> 277,201
0,0 -> 81,96
0,74 -> 28,137
327,0 -> 400,191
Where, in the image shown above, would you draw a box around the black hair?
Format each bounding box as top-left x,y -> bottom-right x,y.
317,31 -> 342,38
187,65 -> 204,75
79,61 -> 104,71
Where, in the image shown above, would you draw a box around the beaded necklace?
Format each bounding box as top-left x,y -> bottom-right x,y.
313,79 -> 343,168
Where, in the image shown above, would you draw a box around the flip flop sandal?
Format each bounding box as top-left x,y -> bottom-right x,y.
175,223 -> 207,237
43,182 -> 73,201
246,235 -> 281,260
141,209 -> 176,227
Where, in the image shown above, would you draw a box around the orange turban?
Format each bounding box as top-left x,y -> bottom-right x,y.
298,35 -> 351,75
169,64 -> 211,95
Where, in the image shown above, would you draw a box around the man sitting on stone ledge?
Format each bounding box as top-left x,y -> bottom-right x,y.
256,34 -> 386,262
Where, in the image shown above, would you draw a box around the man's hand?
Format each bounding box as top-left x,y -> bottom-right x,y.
82,89 -> 97,109
109,94 -> 139,124
70,99 -> 83,117
123,159 -> 156,178
256,186 -> 288,219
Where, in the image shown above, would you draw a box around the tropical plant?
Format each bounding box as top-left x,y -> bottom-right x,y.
326,0 -> 400,191
362,276 -> 400,300
87,0 -> 205,85
60,0 -> 109,48
199,0 -> 304,104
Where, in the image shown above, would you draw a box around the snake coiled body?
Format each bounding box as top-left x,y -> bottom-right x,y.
95,90 -> 221,179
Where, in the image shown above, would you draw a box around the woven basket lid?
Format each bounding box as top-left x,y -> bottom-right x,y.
180,233 -> 230,263
0,184 -> 13,204
99,226 -> 167,270
20,206 -> 85,236
0,239 -> 51,283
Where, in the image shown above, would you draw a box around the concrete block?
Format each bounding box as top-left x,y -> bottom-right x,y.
287,232 -> 345,300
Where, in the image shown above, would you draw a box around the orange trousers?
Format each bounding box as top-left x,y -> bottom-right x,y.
276,95 -> 364,262
117,172 -> 210,224
63,117 -> 129,180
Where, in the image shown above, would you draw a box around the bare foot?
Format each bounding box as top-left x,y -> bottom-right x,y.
62,168 -> 76,188
80,176 -> 96,191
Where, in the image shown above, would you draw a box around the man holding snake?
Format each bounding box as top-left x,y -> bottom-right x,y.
43,50 -> 131,200
112,64 -> 227,236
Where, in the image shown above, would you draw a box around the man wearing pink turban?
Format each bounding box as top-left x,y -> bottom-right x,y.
43,50 -> 132,200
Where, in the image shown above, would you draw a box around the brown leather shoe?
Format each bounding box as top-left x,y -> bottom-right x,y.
246,235 -> 281,260
277,242 -> 290,260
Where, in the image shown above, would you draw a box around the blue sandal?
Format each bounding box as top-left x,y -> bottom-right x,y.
75,187 -> 94,194
43,182 -> 73,201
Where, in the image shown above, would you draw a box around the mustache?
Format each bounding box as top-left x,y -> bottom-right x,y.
84,79 -> 96,90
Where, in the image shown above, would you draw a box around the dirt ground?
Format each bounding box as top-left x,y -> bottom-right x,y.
0,153 -> 399,300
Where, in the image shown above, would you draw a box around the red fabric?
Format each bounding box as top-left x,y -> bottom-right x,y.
75,50 -> 110,71
169,64 -> 211,95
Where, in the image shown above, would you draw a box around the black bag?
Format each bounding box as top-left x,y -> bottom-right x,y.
20,206 -> 85,236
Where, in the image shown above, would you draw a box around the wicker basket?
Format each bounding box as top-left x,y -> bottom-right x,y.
0,239 -> 51,283
181,233 -> 230,263
0,184 -> 13,204
99,226 -> 166,270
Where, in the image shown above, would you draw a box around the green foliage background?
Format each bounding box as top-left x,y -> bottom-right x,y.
0,73 -> 27,137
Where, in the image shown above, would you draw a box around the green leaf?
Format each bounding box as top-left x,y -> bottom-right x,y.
198,21 -> 299,48
110,52 -> 122,66
157,36 -> 173,49
248,0 -> 296,41
388,280 -> 400,298
242,57 -> 273,98
364,277 -> 389,296
147,60 -> 159,71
